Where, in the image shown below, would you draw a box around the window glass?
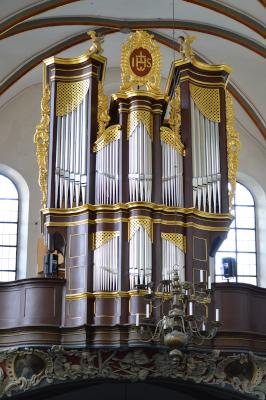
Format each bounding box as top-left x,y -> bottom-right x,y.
215,182 -> 257,285
0,175 -> 18,281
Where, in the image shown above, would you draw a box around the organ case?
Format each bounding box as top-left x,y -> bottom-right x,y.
35,31 -> 239,346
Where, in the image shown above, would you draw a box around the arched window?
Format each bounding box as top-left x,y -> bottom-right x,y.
0,174 -> 19,281
215,182 -> 257,285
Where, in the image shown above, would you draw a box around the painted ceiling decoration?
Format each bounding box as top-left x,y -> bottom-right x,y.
0,0 -> 265,142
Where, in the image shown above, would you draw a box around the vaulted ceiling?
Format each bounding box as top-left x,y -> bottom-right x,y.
0,0 -> 265,144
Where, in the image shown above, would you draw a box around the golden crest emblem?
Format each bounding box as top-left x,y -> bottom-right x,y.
120,31 -> 161,94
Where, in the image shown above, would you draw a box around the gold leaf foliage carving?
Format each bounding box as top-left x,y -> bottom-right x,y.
34,85 -> 50,208
226,91 -> 240,209
161,86 -> 184,154
97,81 -> 110,138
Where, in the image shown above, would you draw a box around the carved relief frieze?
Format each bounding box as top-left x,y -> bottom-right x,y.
0,347 -> 265,399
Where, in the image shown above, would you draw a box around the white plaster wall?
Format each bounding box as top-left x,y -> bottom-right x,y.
0,83 -> 43,278
236,122 -> 266,287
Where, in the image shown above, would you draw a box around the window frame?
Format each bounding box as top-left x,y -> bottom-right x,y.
215,182 -> 257,285
0,164 -> 29,281
0,174 -> 19,281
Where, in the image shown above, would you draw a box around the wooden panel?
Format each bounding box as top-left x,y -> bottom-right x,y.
0,289 -> 21,324
0,279 -> 64,329
24,287 -> 56,320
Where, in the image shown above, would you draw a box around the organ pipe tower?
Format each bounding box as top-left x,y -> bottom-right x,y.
35,31 -> 239,346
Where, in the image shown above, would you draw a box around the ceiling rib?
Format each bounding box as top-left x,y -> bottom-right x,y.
1,17 -> 264,58
0,0 -> 264,38
0,29 -> 264,140
182,0 -> 265,38
0,0 -> 80,35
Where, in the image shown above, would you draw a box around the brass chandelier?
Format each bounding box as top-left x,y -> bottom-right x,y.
135,268 -> 221,359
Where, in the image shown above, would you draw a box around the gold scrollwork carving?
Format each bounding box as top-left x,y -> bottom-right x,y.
97,80 -> 110,138
161,233 -> 186,253
91,231 -> 119,250
93,124 -> 121,152
34,85 -> 50,208
128,217 -> 153,242
226,91 -> 240,208
120,30 -> 161,94
189,83 -> 220,122
127,110 -> 153,139
160,86 -> 184,154
56,79 -> 90,116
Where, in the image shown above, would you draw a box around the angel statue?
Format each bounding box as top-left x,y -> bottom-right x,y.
178,35 -> 197,60
87,30 -> 104,56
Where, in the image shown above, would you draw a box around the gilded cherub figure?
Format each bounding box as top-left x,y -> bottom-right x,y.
87,30 -> 104,55
179,35 -> 197,60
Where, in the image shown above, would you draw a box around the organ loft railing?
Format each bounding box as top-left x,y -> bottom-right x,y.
35,31 -> 239,343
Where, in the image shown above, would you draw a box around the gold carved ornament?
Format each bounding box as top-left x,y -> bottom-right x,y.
93,125 -> 121,152
179,35 -> 197,61
87,30 -> 104,56
94,81 -> 121,152
128,217 -> 153,242
189,83 -> 220,123
34,85 -> 50,208
91,231 -> 119,251
226,91 -> 240,209
97,81 -> 110,138
127,110 -> 153,140
160,86 -> 184,154
56,79 -> 90,117
161,233 -> 186,253
120,30 -> 161,94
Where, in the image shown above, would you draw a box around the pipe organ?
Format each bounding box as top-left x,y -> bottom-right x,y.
35,31 -> 240,346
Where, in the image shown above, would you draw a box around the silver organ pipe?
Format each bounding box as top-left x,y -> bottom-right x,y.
162,237 -> 185,283
161,141 -> 183,207
129,226 -> 152,290
55,81 -> 89,208
129,121 -> 152,202
190,98 -> 221,213
93,234 -> 119,291
95,134 -> 120,205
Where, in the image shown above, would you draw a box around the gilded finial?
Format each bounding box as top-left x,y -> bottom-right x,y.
87,30 -> 104,55
179,35 -> 197,61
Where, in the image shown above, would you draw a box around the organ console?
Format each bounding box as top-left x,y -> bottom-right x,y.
35,30 -> 240,345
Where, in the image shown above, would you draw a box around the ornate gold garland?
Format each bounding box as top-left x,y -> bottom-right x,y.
97,81 -> 110,138
34,85 -> 50,208
226,91 -> 240,208
160,86 -> 184,154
